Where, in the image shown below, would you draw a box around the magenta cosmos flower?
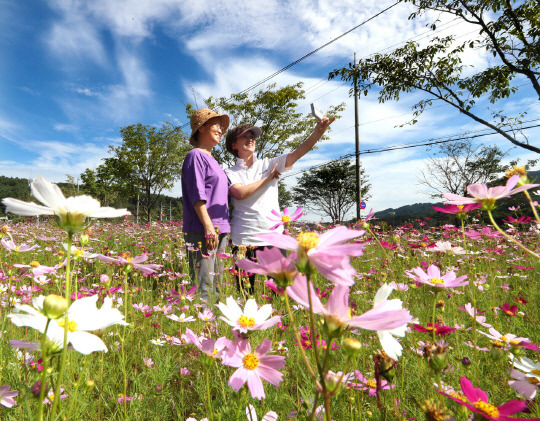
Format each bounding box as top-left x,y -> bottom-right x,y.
437,376 -> 527,420
184,328 -> 232,359
406,265 -> 468,289
433,203 -> 482,215
236,247 -> 297,286
443,175 -> 539,210
218,297 -> 280,334
221,336 -> 285,400
257,226 -> 365,286
97,253 -> 161,275
267,206 -> 303,230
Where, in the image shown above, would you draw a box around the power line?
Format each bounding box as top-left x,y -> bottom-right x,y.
180,2 -> 399,129
282,122 -> 540,179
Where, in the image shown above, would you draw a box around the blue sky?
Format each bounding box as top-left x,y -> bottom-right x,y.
1,0 -> 538,220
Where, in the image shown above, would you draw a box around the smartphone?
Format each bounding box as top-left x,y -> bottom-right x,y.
310,103 -> 324,121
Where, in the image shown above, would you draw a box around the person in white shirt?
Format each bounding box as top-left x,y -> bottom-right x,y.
224,117 -> 334,294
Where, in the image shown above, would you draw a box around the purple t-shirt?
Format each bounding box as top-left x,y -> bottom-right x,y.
181,148 -> 230,234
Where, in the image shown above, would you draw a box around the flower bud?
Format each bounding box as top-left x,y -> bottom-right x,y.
100,274 -> 110,284
86,379 -> 95,389
79,233 -> 90,246
154,384 -> 162,392
461,356 -> 471,367
31,380 -> 47,398
374,350 -> 396,382
343,337 -> 362,359
423,341 -> 449,374
324,372 -> 341,394
43,294 -> 69,319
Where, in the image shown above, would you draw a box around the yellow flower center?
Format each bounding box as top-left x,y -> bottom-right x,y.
457,205 -> 464,210
531,369 -> 540,376
430,278 -> 445,285
14,246 -> 20,252
367,379 -> 377,389
212,349 -> 219,358
421,242 -> 427,248
490,340 -> 504,348
505,166 -> 526,178
243,353 -> 259,370
473,401 -> 499,418
74,249 -> 85,257
121,252 -> 133,261
238,315 -> 256,327
505,310 -> 514,316
30,261 -> 40,268
305,340 -> 311,347
57,319 -> 78,332
297,232 -> 319,251
426,326 -> 434,331
281,215 -> 290,223
527,377 -> 540,385
449,391 -> 468,403
510,339 -> 521,346
500,336 -> 508,342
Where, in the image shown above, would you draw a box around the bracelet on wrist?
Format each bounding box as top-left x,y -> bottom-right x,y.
204,233 -> 215,239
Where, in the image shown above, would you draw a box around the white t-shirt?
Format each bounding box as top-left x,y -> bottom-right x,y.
225,154 -> 292,246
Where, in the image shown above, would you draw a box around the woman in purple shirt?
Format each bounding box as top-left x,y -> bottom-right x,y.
182,108 -> 230,302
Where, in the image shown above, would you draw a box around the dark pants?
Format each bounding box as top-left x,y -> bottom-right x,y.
232,245 -> 263,296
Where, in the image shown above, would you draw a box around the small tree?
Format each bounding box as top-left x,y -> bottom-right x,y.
190,82 -> 345,167
417,139 -> 506,198
293,160 -> 371,223
104,123 -> 191,222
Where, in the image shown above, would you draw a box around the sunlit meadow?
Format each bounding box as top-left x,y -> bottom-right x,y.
0,175 -> 539,420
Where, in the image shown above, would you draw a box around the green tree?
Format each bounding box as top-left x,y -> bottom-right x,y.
417,139 -> 506,198
278,181 -> 294,209
104,123 -> 191,223
189,82 -> 345,167
79,166 -> 120,206
292,160 -> 371,223
330,0 -> 540,154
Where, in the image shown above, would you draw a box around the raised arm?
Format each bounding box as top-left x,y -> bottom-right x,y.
285,116 -> 335,168
229,164 -> 280,200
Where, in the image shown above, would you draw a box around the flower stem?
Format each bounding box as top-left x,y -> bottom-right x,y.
462,220 -> 478,372
37,318 -> 52,421
283,291 -> 317,381
523,190 -> 540,224
205,366 -> 215,421
51,231 -> 73,419
487,211 -> 540,259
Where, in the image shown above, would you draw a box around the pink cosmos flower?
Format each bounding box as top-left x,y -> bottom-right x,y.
246,404 -> 278,421
437,376 -> 527,420
286,276 -> 413,334
458,303 -> 492,328
1,239 -> 39,252
443,175 -> 539,209
257,226 -> 365,286
198,308 -> 215,321
406,265 -> 468,289
465,226 -> 502,239
267,206 -> 303,230
508,355 -> 540,400
350,371 -> 394,396
218,297 -> 280,334
221,336 -> 285,400
236,247 -> 297,286
43,388 -> 68,405
164,285 -> 197,304
97,253 -> 161,275
184,328 -> 232,359
478,327 -> 538,350
431,241 -> 466,255
0,385 -> 18,408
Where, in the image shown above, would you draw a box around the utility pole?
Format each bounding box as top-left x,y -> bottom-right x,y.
160,202 -> 163,222
136,193 -> 139,225
353,52 -> 362,220
169,201 -> 172,221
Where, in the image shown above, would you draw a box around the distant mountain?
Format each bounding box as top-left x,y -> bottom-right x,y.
377,202 -> 442,217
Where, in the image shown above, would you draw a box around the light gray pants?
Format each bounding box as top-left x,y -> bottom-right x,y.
185,232 -> 228,302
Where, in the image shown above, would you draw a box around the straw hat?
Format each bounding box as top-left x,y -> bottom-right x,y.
189,108 -> 230,145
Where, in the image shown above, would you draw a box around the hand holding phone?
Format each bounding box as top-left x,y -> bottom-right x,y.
310,103 -> 324,121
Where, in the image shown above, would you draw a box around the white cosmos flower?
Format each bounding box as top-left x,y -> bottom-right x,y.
373,284 -> 414,360
2,176 -> 130,233
8,295 -> 127,355
218,297 -> 280,334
